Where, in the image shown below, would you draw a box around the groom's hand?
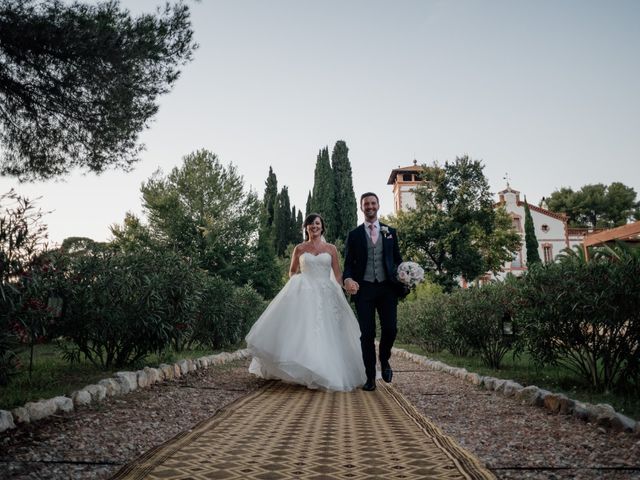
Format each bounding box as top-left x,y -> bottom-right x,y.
344,278 -> 359,295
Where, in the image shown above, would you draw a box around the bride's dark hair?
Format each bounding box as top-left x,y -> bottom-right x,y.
303,213 -> 326,240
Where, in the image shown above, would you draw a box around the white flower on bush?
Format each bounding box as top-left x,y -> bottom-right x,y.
396,261 -> 424,288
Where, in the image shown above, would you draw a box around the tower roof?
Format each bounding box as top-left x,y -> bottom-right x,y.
387,159 -> 423,185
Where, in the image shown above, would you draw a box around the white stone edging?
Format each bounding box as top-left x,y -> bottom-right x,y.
0,349 -> 251,434
392,347 -> 640,437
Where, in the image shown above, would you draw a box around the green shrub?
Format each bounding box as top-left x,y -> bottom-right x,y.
0,190 -> 49,384
0,281 -> 20,385
397,294 -> 449,353
55,248 -> 201,368
516,257 -> 640,392
447,284 -> 517,369
191,276 -> 265,349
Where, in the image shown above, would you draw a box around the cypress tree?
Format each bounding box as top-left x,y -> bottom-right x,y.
252,224 -> 281,298
263,166 -> 278,227
296,210 -> 303,241
273,186 -> 292,256
305,191 -> 312,218
289,206 -> 302,245
310,146 -> 336,241
331,140 -> 357,241
523,198 -> 542,265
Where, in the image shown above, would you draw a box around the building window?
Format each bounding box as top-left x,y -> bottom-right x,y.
511,249 -> 522,268
541,224 -> 550,233
543,244 -> 553,264
402,173 -> 412,181
511,215 -> 522,232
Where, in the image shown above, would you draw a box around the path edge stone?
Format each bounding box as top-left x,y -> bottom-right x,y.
0,348 -> 251,434
392,347 -> 638,437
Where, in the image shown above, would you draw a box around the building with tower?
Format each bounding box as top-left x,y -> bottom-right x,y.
494,184 -> 585,280
388,162 -> 587,280
387,160 -> 423,213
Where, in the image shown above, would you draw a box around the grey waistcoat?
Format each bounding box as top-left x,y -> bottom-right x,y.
363,232 -> 387,282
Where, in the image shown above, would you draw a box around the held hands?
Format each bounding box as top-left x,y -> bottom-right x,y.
344,278 -> 359,295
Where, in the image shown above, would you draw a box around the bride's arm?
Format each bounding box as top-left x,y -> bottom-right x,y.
329,245 -> 344,286
289,245 -> 302,277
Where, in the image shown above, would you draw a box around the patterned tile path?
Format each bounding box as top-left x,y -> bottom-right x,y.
112,380 -> 495,480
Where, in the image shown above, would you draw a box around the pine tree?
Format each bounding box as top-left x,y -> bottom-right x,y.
0,1 -> 196,180
331,140 -> 357,241
273,186 -> 292,256
310,147 -> 336,241
523,198 -> 542,266
263,166 -> 278,228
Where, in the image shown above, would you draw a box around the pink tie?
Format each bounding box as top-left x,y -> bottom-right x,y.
369,223 -> 378,243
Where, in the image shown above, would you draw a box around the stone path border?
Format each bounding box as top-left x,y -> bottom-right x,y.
2,346 -> 639,438
392,347 -> 640,437
0,349 -> 251,434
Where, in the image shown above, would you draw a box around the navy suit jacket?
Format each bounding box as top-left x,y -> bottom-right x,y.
343,223 -> 403,292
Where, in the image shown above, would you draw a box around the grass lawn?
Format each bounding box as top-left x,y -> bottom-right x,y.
396,343 -> 640,420
0,343 -> 227,411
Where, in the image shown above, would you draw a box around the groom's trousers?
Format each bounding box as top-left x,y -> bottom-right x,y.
353,280 -> 398,381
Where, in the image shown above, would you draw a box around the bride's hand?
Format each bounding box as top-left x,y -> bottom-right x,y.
344,278 -> 359,295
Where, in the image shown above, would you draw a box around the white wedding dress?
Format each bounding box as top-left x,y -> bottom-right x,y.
246,252 -> 366,391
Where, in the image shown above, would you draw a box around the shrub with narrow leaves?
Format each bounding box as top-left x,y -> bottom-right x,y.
515,257 -> 640,392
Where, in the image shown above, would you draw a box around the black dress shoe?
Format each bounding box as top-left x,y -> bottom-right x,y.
381,365 -> 393,383
362,378 -> 376,391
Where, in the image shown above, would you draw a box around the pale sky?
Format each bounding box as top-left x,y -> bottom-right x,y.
1,0 -> 639,245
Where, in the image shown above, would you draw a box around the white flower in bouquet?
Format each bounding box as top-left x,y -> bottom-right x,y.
396,261 -> 424,288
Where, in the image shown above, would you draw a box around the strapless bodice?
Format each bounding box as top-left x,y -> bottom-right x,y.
299,252 -> 332,280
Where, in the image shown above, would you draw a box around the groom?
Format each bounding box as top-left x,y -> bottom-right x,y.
343,192 -> 404,391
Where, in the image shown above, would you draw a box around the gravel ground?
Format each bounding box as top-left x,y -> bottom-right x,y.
391,355 -> 640,480
1,354 -> 639,479
0,360 -> 266,480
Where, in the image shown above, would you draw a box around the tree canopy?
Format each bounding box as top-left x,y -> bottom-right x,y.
331,140 -> 357,242
0,0 -> 196,180
262,166 -> 278,228
310,147 -> 336,241
272,186 -> 292,256
140,149 -> 259,285
545,182 -> 639,229
393,156 -> 520,290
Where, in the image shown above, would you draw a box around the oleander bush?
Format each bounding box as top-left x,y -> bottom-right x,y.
191,276 -> 266,349
397,294 -> 449,353
0,303 -> 19,386
2,240 -> 267,375
447,283 -> 517,369
515,256 -> 640,393
53,247 -> 203,368
0,190 -> 50,384
398,247 -> 640,392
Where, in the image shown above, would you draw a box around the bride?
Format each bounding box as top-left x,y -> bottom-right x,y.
245,213 -> 366,391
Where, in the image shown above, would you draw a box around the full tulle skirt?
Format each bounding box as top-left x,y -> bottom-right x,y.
245,271 -> 366,391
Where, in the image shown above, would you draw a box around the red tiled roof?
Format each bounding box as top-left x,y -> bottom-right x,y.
493,200 -> 569,222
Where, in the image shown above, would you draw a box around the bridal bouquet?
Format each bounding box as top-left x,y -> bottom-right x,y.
396,261 -> 424,288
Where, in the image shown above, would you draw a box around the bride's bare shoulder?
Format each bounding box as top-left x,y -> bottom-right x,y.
293,243 -> 308,255
326,243 -> 339,255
